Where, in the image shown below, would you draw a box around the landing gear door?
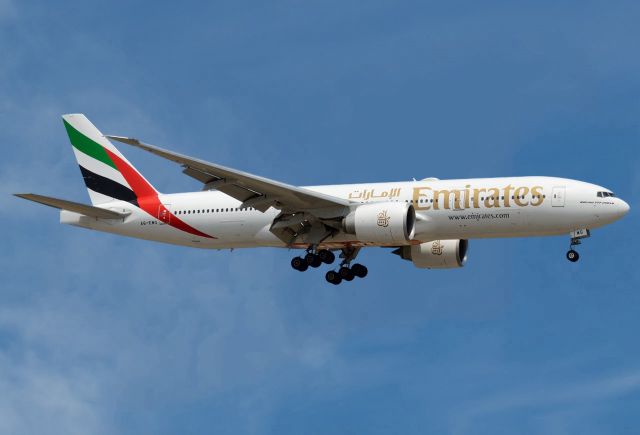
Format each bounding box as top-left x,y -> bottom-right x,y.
552,187 -> 566,207
158,203 -> 171,224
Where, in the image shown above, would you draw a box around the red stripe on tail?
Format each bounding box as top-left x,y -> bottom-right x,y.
104,148 -> 216,239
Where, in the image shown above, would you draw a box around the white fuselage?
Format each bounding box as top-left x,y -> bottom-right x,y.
61,176 -> 629,249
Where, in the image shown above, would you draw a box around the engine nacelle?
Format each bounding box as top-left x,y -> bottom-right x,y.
394,239 -> 469,269
343,202 -> 416,244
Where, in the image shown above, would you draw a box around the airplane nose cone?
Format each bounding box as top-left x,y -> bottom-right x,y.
619,199 -> 630,217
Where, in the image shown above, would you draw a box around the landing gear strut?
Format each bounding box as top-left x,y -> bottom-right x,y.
566,229 -> 590,263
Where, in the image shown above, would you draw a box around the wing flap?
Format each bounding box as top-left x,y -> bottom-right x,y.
14,193 -> 128,219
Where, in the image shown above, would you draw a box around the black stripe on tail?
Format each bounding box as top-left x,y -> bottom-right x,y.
79,166 -> 139,206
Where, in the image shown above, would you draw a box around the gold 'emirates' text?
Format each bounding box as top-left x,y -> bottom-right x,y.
412,185 -> 545,210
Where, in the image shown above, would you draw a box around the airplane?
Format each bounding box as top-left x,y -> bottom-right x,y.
15,114 -> 630,285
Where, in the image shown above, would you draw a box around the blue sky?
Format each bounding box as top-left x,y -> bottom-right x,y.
1,1 -> 639,434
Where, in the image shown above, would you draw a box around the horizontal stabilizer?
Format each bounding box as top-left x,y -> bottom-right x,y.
14,193 -> 128,219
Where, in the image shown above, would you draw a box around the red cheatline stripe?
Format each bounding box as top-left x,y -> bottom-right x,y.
104,148 -> 216,239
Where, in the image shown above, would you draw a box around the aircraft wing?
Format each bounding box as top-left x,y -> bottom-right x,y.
14,193 -> 128,219
106,135 -> 350,213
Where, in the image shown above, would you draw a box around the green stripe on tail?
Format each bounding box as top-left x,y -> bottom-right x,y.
63,120 -> 117,170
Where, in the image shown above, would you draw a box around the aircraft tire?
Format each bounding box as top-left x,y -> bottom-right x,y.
339,266 -> 355,281
351,263 -> 368,278
305,253 -> 322,268
566,250 -> 580,262
291,256 -> 308,271
326,270 -> 342,285
318,249 -> 335,264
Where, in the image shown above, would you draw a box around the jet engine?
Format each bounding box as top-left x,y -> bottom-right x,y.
343,202 -> 416,244
393,239 -> 468,269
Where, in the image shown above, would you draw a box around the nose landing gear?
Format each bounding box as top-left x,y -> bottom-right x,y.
566,229 -> 590,263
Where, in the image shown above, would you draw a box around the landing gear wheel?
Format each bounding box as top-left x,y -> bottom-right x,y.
351,263 -> 368,278
325,270 -> 342,285
567,250 -> 580,262
317,249 -> 335,264
291,256 -> 308,271
339,266 -> 355,281
305,253 -> 322,268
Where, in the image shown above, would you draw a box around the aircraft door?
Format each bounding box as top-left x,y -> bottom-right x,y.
158,203 -> 171,224
552,187 -> 566,207
449,188 -> 465,210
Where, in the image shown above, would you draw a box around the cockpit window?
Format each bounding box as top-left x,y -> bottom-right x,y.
597,191 -> 615,198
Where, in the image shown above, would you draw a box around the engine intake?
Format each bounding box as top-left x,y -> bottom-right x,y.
343,202 -> 416,244
393,239 -> 468,269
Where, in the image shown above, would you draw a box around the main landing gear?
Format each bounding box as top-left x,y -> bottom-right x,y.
325,263 -> 368,285
566,229 -> 590,263
291,248 -> 335,272
325,247 -> 367,285
290,246 -> 368,285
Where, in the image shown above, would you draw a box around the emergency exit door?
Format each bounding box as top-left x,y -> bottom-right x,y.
158,204 -> 172,224
552,187 -> 565,207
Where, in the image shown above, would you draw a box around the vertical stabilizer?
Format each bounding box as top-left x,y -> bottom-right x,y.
62,114 -> 158,205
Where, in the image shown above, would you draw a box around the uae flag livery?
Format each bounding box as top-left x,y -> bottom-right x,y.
63,114 -> 214,239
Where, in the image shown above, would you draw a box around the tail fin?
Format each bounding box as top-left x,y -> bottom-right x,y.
63,114 -> 158,206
